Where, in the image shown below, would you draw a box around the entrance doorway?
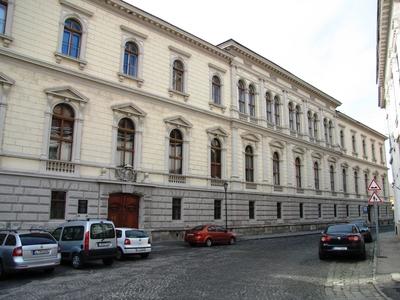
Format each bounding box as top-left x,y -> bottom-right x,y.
108,194 -> 139,228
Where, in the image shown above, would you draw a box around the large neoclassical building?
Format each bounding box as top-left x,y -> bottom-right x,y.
0,0 -> 391,239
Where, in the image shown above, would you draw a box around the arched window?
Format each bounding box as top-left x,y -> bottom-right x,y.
364,173 -> 368,194
169,129 -> 183,174
372,143 -> 376,160
330,165 -> 335,191
340,130 -> 345,148
273,152 -> 280,185
313,113 -> 318,139
172,60 -> 184,92
211,138 -> 222,178
245,146 -> 254,182
62,18 -> 82,58
323,119 -> 328,142
212,75 -> 221,105
49,104 -> 75,161
274,96 -> 280,126
328,121 -> 333,144
295,157 -> 301,188
288,102 -> 294,130
354,171 -> 359,195
123,41 -> 138,77
362,139 -> 366,156
248,85 -> 256,117
352,135 -> 356,152
266,92 -> 272,123
295,105 -> 301,133
116,118 -> 135,167
314,162 -> 320,190
308,111 -> 313,137
342,168 -> 347,193
0,1 -> 6,34
238,80 -> 246,113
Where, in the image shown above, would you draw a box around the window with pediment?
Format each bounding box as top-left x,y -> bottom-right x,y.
354,171 -> 359,195
211,138 -> 222,179
172,60 -> 185,92
330,165 -> 335,192
116,118 -> 135,167
169,129 -> 183,174
295,157 -> 301,188
273,152 -> 280,186
245,146 -> 254,182
314,162 -> 320,190
342,168 -> 347,193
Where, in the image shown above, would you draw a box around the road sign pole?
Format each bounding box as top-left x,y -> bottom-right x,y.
374,201 -> 380,256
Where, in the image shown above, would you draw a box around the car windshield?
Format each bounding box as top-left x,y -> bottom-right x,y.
326,225 -> 357,234
20,233 -> 57,246
125,230 -> 148,238
189,225 -> 205,232
90,223 -> 115,239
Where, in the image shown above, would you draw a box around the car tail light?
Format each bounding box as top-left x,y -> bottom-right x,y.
348,235 -> 360,242
12,246 -> 23,257
321,235 -> 331,242
83,231 -> 90,251
124,238 -> 131,245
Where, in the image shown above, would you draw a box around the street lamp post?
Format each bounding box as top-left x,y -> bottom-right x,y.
223,182 -> 228,230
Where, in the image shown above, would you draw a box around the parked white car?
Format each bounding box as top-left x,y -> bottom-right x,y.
115,228 -> 151,260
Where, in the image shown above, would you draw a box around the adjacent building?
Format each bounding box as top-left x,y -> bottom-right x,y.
0,0 -> 391,240
377,0 -> 400,235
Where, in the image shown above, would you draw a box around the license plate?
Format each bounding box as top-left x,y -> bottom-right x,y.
97,242 -> 111,247
137,248 -> 146,252
333,247 -> 347,251
33,249 -> 50,255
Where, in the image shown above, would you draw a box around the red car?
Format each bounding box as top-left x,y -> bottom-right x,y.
184,224 -> 236,247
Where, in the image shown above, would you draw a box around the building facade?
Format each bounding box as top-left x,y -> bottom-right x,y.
0,0 -> 391,240
377,0 -> 400,235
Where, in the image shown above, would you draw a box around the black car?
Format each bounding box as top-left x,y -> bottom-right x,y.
319,224 -> 366,260
350,219 -> 372,243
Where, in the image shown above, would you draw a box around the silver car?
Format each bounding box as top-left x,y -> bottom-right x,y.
53,219 -> 117,269
0,230 -> 61,278
115,228 -> 151,260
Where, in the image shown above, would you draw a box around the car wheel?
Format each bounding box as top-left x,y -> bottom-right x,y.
229,237 -> 236,245
205,238 -> 212,247
116,248 -> 124,261
71,253 -> 83,269
140,253 -> 149,259
103,258 -> 114,266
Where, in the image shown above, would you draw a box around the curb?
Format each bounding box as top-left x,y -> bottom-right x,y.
372,240 -> 392,300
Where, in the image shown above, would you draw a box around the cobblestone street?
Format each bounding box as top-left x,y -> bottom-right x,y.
0,234 -> 385,300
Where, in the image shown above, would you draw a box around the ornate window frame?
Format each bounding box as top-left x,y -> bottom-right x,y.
111,102 -> 146,170
164,116 -> 192,176
241,132 -> 260,183
208,63 -> 226,111
0,72 -> 14,152
55,3 -> 92,70
42,86 -> 89,175
0,0 -> 15,47
117,25 -> 147,86
168,46 -> 190,100
206,126 -> 228,180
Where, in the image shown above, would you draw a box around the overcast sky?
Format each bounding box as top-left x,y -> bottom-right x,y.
126,0 -> 385,135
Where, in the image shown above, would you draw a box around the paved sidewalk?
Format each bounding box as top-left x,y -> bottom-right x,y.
375,231 -> 400,299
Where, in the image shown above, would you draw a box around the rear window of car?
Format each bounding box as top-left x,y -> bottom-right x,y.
125,230 -> 148,238
0,233 -> 6,245
61,226 -> 84,241
326,225 -> 357,234
190,225 -> 204,232
19,233 -> 57,246
90,223 -> 115,239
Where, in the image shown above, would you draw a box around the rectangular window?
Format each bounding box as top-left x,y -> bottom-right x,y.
50,191 -> 66,219
0,1 -> 6,34
277,202 -> 282,219
78,200 -> 88,214
61,226 -> 84,241
318,204 -> 322,218
358,205 -> 361,217
299,203 -> 304,219
214,199 -> 221,220
172,198 -> 181,220
346,205 -> 349,217
334,204 -> 337,218
249,201 -> 255,219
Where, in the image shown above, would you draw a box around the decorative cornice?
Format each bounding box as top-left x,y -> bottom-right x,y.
120,25 -> 148,39
0,72 -> 15,86
208,63 -> 227,73
89,0 -> 233,62
168,45 -> 191,58
111,102 -> 147,117
44,86 -> 89,103
59,0 -> 94,17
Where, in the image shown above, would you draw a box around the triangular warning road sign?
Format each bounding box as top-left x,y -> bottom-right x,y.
368,179 -> 381,191
368,192 -> 383,204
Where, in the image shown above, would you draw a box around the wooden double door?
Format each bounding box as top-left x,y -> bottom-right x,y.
108,194 -> 139,228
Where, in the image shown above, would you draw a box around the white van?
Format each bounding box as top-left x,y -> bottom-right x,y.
52,219 -> 116,269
